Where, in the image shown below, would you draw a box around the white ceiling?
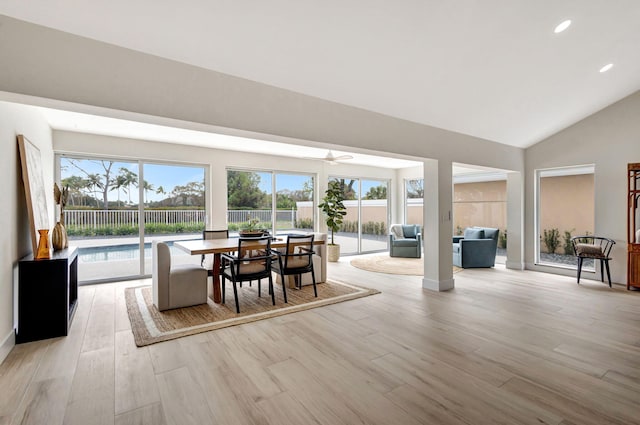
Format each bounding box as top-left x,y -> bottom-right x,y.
2,1 -> 639,149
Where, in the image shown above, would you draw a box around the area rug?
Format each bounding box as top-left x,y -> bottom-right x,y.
350,255 -> 462,276
125,280 -> 379,347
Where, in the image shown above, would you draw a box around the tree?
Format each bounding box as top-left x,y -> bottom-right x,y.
335,178 -> 357,200
406,179 -> 424,199
276,191 -> 296,209
120,168 -> 138,205
85,173 -> 103,207
65,159 -> 116,209
171,181 -> 205,206
364,185 -> 387,200
143,180 -> 155,204
61,175 -> 86,206
227,170 -> 265,209
110,174 -> 128,207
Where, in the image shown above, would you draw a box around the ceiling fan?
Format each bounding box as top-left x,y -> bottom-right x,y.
304,150 -> 354,165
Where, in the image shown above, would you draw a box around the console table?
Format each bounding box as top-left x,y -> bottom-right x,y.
16,246 -> 78,343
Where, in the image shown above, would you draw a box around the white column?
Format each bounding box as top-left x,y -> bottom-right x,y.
422,159 -> 455,291
506,171 -> 524,270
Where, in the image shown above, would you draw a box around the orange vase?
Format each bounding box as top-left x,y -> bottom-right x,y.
35,229 -> 51,259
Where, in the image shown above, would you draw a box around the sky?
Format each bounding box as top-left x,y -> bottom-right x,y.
60,158 -> 204,203
60,158 -> 388,204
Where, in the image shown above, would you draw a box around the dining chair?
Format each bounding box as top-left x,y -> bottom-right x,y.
221,236 -> 274,313
201,229 -> 229,275
152,241 -> 208,311
571,235 -> 615,287
271,233 -> 317,301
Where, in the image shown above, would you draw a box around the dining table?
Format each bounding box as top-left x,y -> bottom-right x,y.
174,237 -> 326,304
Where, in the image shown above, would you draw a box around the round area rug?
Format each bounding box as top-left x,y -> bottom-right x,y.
350,255 -> 462,276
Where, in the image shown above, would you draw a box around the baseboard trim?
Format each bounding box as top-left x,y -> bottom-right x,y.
422,277 -> 455,292
0,329 -> 15,365
506,261 -> 525,270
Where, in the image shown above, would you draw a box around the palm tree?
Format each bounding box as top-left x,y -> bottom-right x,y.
61,175 -> 85,206
86,173 -> 103,207
143,180 -> 155,205
110,174 -> 128,207
120,168 -> 138,205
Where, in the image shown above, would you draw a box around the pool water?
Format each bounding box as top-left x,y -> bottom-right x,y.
78,241 -> 191,262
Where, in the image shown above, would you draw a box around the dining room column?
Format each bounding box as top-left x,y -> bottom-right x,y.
422,158 -> 455,291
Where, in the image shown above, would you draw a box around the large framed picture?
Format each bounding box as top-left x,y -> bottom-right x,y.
17,134 -> 50,254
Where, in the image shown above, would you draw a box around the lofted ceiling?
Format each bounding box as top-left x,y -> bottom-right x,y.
1,1 -> 640,149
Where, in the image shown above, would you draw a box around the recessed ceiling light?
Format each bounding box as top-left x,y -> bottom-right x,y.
554,19 -> 572,33
599,63 -> 613,73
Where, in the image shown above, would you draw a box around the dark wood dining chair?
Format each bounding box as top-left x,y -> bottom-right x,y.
221,236 -> 274,313
201,229 -> 229,276
271,233 -> 317,302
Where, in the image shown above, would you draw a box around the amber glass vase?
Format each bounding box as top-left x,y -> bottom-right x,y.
35,229 -> 51,259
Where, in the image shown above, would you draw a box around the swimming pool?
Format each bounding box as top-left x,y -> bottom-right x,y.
78,241 -> 192,262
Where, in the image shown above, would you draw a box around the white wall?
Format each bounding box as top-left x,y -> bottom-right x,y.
526,90 -> 640,284
0,101 -> 54,363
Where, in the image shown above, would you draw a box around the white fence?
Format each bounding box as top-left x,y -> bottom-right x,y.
65,209 -> 298,230
66,209 -> 206,230
227,209 -> 297,225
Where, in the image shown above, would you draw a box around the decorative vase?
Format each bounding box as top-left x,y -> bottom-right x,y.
35,229 -> 51,259
327,244 -> 340,262
52,222 -> 68,251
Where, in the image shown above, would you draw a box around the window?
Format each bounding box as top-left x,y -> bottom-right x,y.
58,155 -> 207,282
404,178 -> 424,228
227,169 -> 314,235
535,165 -> 595,269
329,177 -> 389,254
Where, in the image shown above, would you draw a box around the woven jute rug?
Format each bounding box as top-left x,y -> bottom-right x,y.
350,255 -> 462,276
125,280 -> 379,346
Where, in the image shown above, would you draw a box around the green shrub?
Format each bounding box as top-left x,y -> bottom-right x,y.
66,222 -> 205,237
543,228 -> 560,254
563,229 -> 575,255
338,220 -> 387,235
498,229 -> 507,249
295,218 -> 313,229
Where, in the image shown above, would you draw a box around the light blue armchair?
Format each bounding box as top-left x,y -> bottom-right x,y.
389,224 -> 422,258
452,227 -> 499,268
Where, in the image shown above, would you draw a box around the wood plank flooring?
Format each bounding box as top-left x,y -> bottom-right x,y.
1,260 -> 639,424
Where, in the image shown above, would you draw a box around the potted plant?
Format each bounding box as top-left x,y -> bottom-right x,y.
239,214 -> 264,236
319,180 -> 347,262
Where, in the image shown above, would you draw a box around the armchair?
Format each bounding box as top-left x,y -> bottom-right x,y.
452,227 -> 499,268
389,224 -> 422,258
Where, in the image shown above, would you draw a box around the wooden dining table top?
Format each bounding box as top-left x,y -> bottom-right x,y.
174,237 -> 324,255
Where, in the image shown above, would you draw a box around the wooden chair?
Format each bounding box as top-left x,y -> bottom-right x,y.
201,229 -> 229,276
271,234 -> 317,301
221,236 -> 274,313
571,236 -> 615,287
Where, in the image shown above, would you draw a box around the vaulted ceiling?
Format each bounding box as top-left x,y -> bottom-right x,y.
1,0 -> 639,148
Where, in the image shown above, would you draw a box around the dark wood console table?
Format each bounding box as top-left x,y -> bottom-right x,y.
16,246 -> 78,343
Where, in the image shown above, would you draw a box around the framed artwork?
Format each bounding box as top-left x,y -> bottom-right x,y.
17,134 -> 50,254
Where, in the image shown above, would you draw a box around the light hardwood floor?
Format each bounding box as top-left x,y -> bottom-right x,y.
1,260 -> 639,425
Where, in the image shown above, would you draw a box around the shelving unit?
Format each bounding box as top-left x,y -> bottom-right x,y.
628,163 -> 640,290
16,246 -> 78,343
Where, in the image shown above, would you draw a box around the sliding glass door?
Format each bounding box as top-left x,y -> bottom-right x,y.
227,169 -> 314,235
330,177 -> 389,254
58,154 -> 207,283
60,157 -> 141,281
